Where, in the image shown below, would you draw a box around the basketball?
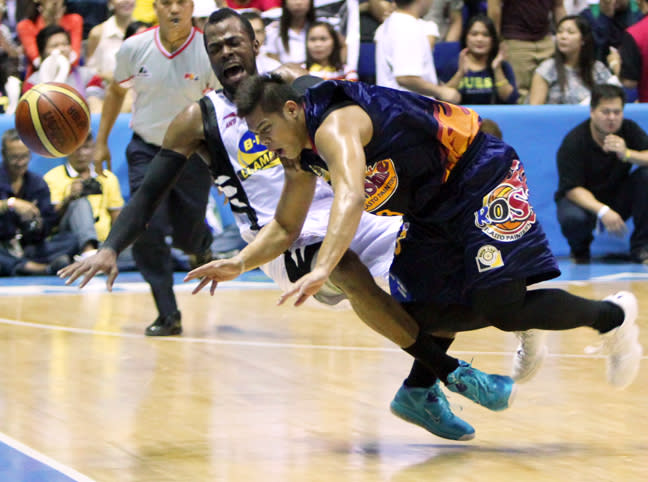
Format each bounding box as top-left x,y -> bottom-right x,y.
15,82 -> 91,158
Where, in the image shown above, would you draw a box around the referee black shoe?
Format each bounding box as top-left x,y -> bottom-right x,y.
145,310 -> 182,336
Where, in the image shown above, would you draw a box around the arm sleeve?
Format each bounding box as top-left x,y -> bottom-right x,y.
102,148 -> 190,254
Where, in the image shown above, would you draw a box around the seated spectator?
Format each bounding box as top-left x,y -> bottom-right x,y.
23,25 -> 105,113
529,15 -> 619,105
619,0 -> 648,102
240,10 -> 281,74
375,0 -> 460,102
423,0 -> 463,42
445,14 -> 518,104
16,0 -> 83,79
265,0 -> 315,64
305,20 -> 357,81
64,0 -> 109,39
0,4 -> 21,114
360,0 -> 395,43
0,129 -> 77,276
192,0 -> 216,31
86,0 -> 135,85
44,132 -> 124,260
225,0 -> 281,11
580,0 -> 643,64
555,83 -> 648,264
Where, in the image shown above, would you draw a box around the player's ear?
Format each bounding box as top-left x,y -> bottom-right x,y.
284,100 -> 299,119
252,38 -> 260,57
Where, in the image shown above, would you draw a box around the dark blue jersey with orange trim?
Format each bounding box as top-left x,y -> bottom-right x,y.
299,80 -> 481,217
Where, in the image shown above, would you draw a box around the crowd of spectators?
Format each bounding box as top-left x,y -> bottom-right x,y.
2,0 -> 648,277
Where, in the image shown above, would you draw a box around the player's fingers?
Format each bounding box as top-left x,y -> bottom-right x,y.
210,280 -> 219,296
78,267 -> 100,289
293,292 -> 310,307
106,267 -> 118,292
278,285 -> 298,305
62,264 -> 87,284
192,277 -> 211,295
185,266 -> 209,282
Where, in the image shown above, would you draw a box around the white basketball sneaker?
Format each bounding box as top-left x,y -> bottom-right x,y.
511,330 -> 548,383
591,291 -> 643,389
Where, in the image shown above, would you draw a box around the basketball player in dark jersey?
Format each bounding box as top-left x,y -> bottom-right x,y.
187,74 -> 642,421
60,9 -> 552,442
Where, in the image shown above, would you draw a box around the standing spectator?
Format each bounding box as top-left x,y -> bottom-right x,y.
240,10 -> 281,74
91,0 -> 219,336
375,0 -> 460,102
0,129 -> 77,276
86,0 -> 135,85
265,0 -> 315,63
65,0 -> 110,38
580,0 -> 644,64
22,25 -> 105,113
446,14 -> 518,104
619,0 -> 648,101
555,83 -> 648,264
16,0 -> 83,79
44,132 -> 124,259
306,20 -> 358,80
424,0 -> 463,42
529,15 -> 619,105
488,0 -> 565,99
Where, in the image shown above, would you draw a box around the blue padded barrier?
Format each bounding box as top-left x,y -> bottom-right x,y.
3,106 -> 648,256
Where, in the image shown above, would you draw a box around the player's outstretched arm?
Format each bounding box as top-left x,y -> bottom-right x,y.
279,106 -> 372,307
59,103 -> 206,289
186,165 -> 317,295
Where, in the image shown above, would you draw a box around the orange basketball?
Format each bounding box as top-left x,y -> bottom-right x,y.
15,82 -> 90,158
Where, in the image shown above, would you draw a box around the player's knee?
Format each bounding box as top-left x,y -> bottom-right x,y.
471,280 -> 526,331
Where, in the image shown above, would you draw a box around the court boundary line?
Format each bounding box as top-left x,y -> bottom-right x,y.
0,431 -> 95,482
1,316 -> 644,360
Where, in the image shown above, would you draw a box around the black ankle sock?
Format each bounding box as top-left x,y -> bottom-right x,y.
403,334 -> 459,384
404,336 -> 454,388
593,302 -> 625,334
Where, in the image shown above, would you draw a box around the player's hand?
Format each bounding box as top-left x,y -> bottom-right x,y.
277,267 -> 329,307
57,248 -> 119,290
184,257 -> 245,295
92,142 -> 112,176
600,209 -> 628,237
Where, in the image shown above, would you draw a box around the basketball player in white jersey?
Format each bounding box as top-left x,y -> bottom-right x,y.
92,0 -> 220,336
60,9 -> 545,442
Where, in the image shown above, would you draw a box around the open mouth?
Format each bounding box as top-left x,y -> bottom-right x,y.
223,64 -> 244,80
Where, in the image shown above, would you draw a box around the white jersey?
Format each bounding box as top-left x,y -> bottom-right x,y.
375,12 -> 438,93
201,90 -> 401,296
114,26 -> 219,146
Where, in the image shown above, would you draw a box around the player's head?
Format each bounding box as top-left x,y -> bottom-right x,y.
67,131 -> 95,171
203,8 -> 259,97
236,74 -> 307,159
36,24 -> 72,60
1,129 -> 31,179
590,83 -> 625,135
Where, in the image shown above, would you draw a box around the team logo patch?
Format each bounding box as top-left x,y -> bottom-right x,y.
136,65 -> 151,77
475,244 -> 504,273
237,131 -> 280,179
474,159 -> 536,242
364,159 -> 399,213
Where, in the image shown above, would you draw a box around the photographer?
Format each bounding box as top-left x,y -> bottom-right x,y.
44,131 -> 124,260
0,128 -> 77,275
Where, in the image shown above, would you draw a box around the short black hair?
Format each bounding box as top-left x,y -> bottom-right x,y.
36,25 -> 70,57
125,21 -> 152,39
590,83 -> 626,109
204,7 -> 255,44
235,74 -> 301,118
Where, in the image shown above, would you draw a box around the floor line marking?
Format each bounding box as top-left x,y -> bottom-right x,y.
0,431 -> 95,482
0,316 -> 644,360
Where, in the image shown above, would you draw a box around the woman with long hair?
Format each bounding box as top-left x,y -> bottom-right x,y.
305,21 -> 357,81
445,14 -> 518,104
265,0 -> 315,63
529,15 -> 619,105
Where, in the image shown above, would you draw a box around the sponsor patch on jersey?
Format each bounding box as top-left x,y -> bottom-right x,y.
237,131 -> 281,179
474,159 -> 536,242
137,65 -> 151,77
184,72 -> 200,81
475,244 -> 504,273
364,159 -> 399,213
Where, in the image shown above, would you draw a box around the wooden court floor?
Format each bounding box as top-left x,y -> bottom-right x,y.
0,279 -> 646,481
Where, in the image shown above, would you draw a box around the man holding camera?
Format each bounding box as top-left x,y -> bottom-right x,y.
44,132 -> 124,259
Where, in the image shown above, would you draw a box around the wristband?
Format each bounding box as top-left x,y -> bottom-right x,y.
624,149 -> 631,161
597,205 -> 610,220
6,197 -> 15,211
495,79 -> 508,87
